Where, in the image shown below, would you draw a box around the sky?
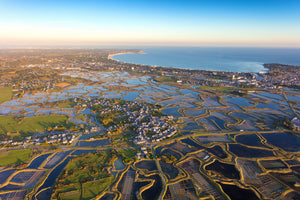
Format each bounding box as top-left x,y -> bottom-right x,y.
0,0 -> 300,47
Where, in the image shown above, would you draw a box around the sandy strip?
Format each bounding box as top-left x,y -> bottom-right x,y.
108,50 -> 144,60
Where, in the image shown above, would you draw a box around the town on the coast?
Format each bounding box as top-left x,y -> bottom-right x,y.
0,49 -> 300,200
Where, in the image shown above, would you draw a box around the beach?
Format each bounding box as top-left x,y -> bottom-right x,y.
108,50 -> 144,60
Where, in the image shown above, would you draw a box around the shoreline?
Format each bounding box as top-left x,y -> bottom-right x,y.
107,49 -> 269,73
107,49 -> 295,74
108,50 -> 144,60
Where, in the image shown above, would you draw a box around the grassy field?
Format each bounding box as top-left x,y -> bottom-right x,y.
59,151 -> 114,184
82,177 -> 114,199
60,191 -> 80,200
54,151 -> 116,200
57,102 -> 74,108
0,87 -> 13,103
0,149 -> 31,166
75,115 -> 85,120
58,184 -> 81,200
59,177 -> 113,200
198,85 -> 261,93
118,148 -> 138,163
155,76 -> 177,82
0,115 -> 72,137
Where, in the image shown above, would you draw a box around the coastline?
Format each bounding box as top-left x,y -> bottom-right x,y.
107,49 -> 269,73
108,50 -> 144,60
106,49 -> 298,74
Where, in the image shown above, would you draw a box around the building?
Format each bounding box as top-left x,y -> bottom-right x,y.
292,117 -> 300,131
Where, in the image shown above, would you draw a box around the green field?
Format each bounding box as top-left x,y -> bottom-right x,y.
198,85 -> 261,93
59,151 -> 114,185
60,191 -> 80,200
0,115 -> 72,137
82,177 -> 114,199
54,151 -> 116,200
155,76 -> 177,82
57,102 -> 74,108
0,149 -> 31,166
118,148 -> 138,163
59,177 -> 113,200
75,115 -> 85,121
0,87 -> 13,103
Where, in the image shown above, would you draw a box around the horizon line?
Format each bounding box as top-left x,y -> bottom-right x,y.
1,45 -> 300,49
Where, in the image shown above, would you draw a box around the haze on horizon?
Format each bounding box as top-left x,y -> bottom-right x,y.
0,0 -> 300,48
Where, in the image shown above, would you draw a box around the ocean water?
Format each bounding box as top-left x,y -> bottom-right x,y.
112,47 -> 300,72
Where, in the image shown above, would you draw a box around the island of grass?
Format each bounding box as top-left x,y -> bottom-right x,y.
154,76 -> 178,82
52,150 -> 116,200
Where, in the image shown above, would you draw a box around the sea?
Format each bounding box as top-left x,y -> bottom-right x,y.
112,47 -> 300,73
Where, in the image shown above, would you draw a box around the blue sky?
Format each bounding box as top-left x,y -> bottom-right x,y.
0,0 -> 299,47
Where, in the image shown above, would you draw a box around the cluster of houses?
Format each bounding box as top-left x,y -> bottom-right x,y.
43,133 -> 76,145
134,115 -> 177,145
0,133 -> 77,147
130,106 -> 177,145
85,98 -> 178,145
292,117 -> 300,131
136,147 -> 149,159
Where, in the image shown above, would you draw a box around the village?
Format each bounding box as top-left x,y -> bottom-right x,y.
87,98 -> 178,145
0,97 -> 177,148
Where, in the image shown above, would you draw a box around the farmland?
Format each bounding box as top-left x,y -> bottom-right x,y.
0,87 -> 13,103
0,149 -> 31,166
0,115 -> 73,138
